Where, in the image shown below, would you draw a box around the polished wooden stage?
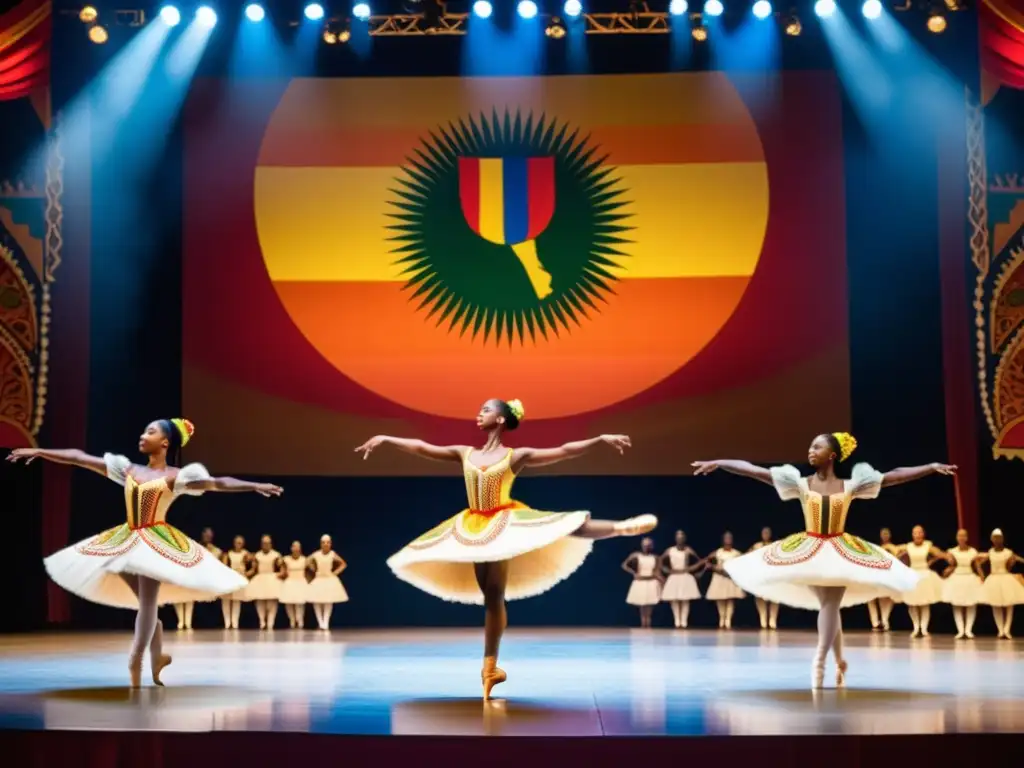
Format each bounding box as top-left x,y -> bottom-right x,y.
0,628 -> 1021,765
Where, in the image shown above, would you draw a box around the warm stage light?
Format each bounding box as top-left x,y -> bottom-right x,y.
339,28 -> 352,42
353,2 -> 371,20
518,0 -> 539,19
564,0 -> 582,16
692,24 -> 707,40
669,0 -> 688,15
546,19 -> 566,37
703,0 -> 723,16
196,5 -> 217,27
862,0 -> 882,19
323,29 -> 338,43
752,0 -> 772,18
159,5 -> 181,26
79,6 -> 98,23
473,0 -> 493,18
304,3 -> 325,20
88,24 -> 108,43
784,15 -> 801,35
813,0 -> 835,17
927,13 -> 946,32
245,4 -> 265,22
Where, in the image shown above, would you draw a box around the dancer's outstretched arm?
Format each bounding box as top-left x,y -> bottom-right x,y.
690,459 -> 772,485
511,434 -> 630,471
880,463 -> 956,488
178,475 -> 283,496
6,447 -> 107,477
355,436 -> 466,463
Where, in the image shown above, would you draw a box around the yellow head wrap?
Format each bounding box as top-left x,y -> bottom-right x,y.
171,418 -> 195,447
832,431 -> 857,462
505,399 -> 525,422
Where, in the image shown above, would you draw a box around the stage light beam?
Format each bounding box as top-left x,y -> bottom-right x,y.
564,0 -> 582,16
159,5 -> 181,26
473,0 -> 493,18
704,0 -> 723,16
752,0 -> 772,18
814,0 -> 836,17
669,0 -> 688,15
304,3 -> 325,20
862,0 -> 882,18
518,0 -> 539,19
353,2 -> 371,20
245,4 -> 265,22
196,5 -> 217,27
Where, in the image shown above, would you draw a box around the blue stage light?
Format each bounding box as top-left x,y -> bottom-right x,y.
473,0 -> 493,18
814,0 -> 836,17
304,3 -> 325,20
196,5 -> 217,26
517,0 -> 538,19
703,0 -> 723,17
245,4 -> 265,22
752,0 -> 772,18
862,0 -> 882,18
564,0 -> 582,17
159,5 -> 181,26
668,0 -> 688,15
353,2 -> 371,20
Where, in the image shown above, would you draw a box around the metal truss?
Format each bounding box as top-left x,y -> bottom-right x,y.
363,12 -> 674,36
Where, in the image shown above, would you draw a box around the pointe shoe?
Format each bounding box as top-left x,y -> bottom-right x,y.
614,514 -> 658,537
966,631 -> 975,639
836,659 -> 848,688
129,656 -> 143,689
811,660 -> 825,690
482,656 -> 507,701
955,632 -> 965,640
152,654 -> 172,686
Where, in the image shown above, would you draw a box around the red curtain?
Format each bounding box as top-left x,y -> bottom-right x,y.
0,0 -> 50,102
981,0 -> 1024,90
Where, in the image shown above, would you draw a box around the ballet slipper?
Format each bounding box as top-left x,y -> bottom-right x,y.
965,631 -> 975,639
811,659 -> 825,690
482,656 -> 507,701
836,659 -> 848,688
128,655 -> 143,689
614,514 -> 658,537
152,654 -> 173,686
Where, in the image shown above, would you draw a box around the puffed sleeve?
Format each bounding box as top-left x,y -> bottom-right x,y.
173,462 -> 212,497
845,462 -> 883,500
103,453 -> 132,486
769,465 -> 804,501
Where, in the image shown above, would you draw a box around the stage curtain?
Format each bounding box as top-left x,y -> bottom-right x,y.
0,0 -> 50,103
981,0 -> 1024,94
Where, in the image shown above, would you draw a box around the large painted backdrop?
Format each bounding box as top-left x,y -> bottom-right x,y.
183,71 -> 848,476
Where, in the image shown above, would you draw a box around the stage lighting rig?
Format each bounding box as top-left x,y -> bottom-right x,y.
545,17 -> 567,37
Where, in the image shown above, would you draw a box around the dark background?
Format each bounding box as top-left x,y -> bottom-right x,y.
3,1 -> 1017,636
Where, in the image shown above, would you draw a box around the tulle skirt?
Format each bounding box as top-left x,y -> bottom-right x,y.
661,573 -> 702,601
706,573 -> 746,601
942,573 -> 985,606
901,569 -> 944,606
246,573 -> 282,600
982,573 -> 1024,606
308,575 -> 348,604
279,576 -> 311,604
626,579 -> 662,606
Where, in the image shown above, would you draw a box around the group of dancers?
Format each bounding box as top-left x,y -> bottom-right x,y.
8,401 -> 962,696
170,532 -> 348,632
625,527 -> 1023,638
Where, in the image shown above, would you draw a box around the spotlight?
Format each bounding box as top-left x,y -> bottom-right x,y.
304,3 -> 325,20
564,0 -> 582,16
703,0 -> 723,16
927,13 -> 946,32
88,24 -> 108,43
862,0 -> 882,18
752,0 -> 772,18
339,28 -> 352,42
196,5 -> 217,26
245,4 -> 265,21
669,0 -> 688,15
518,0 -> 539,19
813,0 -> 835,17
159,5 -> 181,25
784,15 -> 801,34
473,0 -> 493,17
692,24 -> 708,40
546,18 -> 567,37
353,2 -> 371,20
323,29 -> 338,43
79,5 -> 98,23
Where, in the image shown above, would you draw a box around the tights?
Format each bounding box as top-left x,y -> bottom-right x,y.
285,603 -> 306,628
220,599 -> 243,629
173,602 -> 194,630
638,605 -> 654,628
951,605 -> 978,637
312,603 -> 334,630
755,598 -> 779,629
866,597 -> 894,629
907,605 -> 932,636
811,586 -> 846,687
992,606 -> 1015,637
669,600 -> 691,628
255,599 -> 279,629
120,574 -> 164,684
715,599 -> 735,628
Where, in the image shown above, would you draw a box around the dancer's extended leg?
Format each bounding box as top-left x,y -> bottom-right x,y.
573,515 -> 657,539
121,574 -> 170,687
474,560 -> 510,700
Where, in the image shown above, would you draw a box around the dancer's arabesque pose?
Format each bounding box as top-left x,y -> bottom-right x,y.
356,398 -> 657,700
6,418 -> 282,687
692,432 -> 954,689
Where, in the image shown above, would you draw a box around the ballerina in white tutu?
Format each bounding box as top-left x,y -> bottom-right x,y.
705,532 -> 745,629
865,527 -> 903,632
356,398 -> 657,700
979,528 -> 1024,639
659,530 -> 703,629
941,529 -> 984,639
248,535 -> 283,630
692,431 -> 955,689
623,537 -> 663,627
221,535 -> 252,629
899,525 -> 947,638
749,527 -> 780,630
279,540 -> 310,629
308,534 -> 348,630
6,418 -> 282,687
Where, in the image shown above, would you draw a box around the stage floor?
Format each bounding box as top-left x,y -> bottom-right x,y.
0,628 -> 1021,736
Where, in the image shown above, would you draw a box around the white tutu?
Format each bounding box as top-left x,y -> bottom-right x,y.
280,576 -> 310,604
246,573 -> 282,600
901,569 -> 944,606
943,573 -> 985,606
983,574 -> 1024,606
43,458 -> 247,609
308,575 -> 348,603
626,579 -> 661,606
706,573 -> 746,601
662,573 -> 702,601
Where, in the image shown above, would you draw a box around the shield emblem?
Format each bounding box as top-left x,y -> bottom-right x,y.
458,156 -> 555,246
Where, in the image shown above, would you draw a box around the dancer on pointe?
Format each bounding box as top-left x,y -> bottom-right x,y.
248,535 -> 283,630
623,537 -> 663,628
865,527 -> 902,631
659,530 -> 703,629
900,525 -> 945,638
357,398 -> 657,700
749,527 -> 780,630
941,529 -> 983,639
7,419 -> 282,687
279,540 -> 310,629
308,534 -> 348,631
692,432 -> 954,689
980,528 -> 1024,639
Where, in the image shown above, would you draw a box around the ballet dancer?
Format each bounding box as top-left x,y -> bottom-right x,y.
248,535 -> 282,630
941,529 -> 984,639
659,530 -> 703,629
865,527 -> 902,631
221,536 -> 252,629
308,534 -> 348,630
357,398 -> 657,700
749,527 -> 780,630
279,540 -> 310,629
7,418 -> 282,686
705,532 -> 745,629
692,431 -> 954,689
623,537 -> 663,628
980,528 -> 1024,639
900,525 -> 946,638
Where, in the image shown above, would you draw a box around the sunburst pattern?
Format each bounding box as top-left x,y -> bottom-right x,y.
387,109 -> 632,346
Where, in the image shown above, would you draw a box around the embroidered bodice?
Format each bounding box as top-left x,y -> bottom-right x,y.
949,547 -> 978,575
989,548 -> 1015,575
770,463 -> 883,536
906,541 -> 933,570
461,447 -> 516,513
104,453 -> 208,530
